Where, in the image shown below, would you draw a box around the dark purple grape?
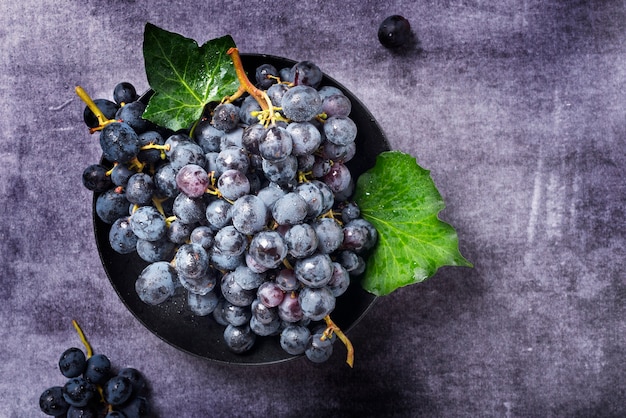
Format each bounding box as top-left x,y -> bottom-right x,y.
322,93 -> 352,117
281,85 -> 322,122
175,243 -> 210,280
261,155 -> 298,187
103,375 -> 133,405
257,281 -> 285,308
119,396 -> 151,417
217,169 -> 250,201
58,347 -> 87,378
116,101 -> 152,134
267,83 -> 289,107
259,126 -> 293,161
117,367 -> 146,395
136,261 -> 177,304
67,405 -> 99,418
216,146 -> 250,174
291,60 -> 323,88
280,324 -> 310,355
239,94 -> 262,125
40,386 -> 69,416
378,15 -> 412,48
255,63 -> 279,89
83,354 -> 111,385
62,377 -> 96,407
305,331 -> 334,363
166,219 -> 194,244
275,268 -> 300,292
221,271 -> 256,307
99,121 -> 140,164
153,163 -> 179,199
193,118 -> 224,153
223,324 -> 256,353
188,290 -> 219,315
113,81 -> 138,105
109,216 -> 139,255
173,193 -> 206,224
110,163 -> 135,187
83,99 -> 118,129
248,230 -> 288,270
211,103 -> 240,132
299,286 -> 335,321
137,130 -> 164,164
82,164 -> 112,192
169,141 -> 206,170
278,292 -> 304,323
95,188 -> 130,224
323,162 -> 352,194
205,199 -> 232,230
176,164 -> 209,198
294,253 -> 334,288
126,172 -> 155,206
327,262 -> 350,297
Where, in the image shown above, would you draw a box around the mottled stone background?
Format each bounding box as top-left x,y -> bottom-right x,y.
1,1 -> 624,417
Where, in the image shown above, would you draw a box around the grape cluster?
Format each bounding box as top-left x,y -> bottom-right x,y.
81,58 -> 377,364
39,333 -> 150,417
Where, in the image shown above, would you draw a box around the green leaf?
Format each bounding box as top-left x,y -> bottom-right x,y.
353,151 -> 472,296
142,23 -> 239,131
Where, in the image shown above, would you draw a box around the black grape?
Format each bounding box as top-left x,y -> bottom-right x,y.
113,81 -> 138,105
255,63 -> 279,89
291,60 -> 323,88
99,122 -> 140,164
83,99 -> 119,129
116,100 -> 153,134
82,164 -> 112,192
378,15 -> 412,48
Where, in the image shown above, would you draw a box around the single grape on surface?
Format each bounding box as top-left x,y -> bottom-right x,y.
378,15 -> 412,48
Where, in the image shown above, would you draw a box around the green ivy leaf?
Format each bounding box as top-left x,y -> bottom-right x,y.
142,23 -> 239,131
354,151 -> 472,296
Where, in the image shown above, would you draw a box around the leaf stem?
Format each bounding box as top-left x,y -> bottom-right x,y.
323,315 -> 354,367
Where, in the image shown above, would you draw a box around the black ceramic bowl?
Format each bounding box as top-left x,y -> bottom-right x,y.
93,53 -> 390,365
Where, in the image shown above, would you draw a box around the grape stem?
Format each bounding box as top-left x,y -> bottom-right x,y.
323,315 -> 354,367
75,86 -> 115,133
321,209 -> 344,225
140,143 -> 170,160
72,319 -> 93,358
72,320 -> 108,406
227,48 -> 276,126
127,157 -> 145,172
152,197 -> 168,217
297,170 -> 313,183
282,258 -> 294,270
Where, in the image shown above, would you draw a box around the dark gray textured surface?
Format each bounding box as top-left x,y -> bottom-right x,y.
1,1 -> 625,417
